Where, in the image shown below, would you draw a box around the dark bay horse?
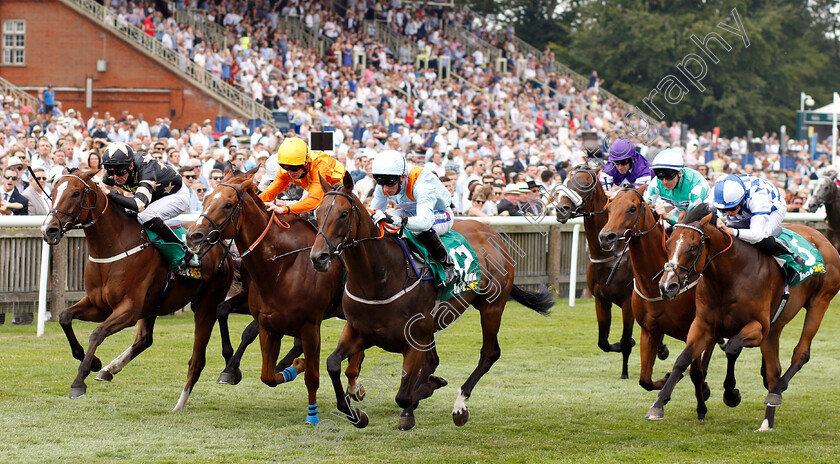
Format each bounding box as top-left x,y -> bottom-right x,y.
554,164 -> 667,379
805,175 -> 840,252
40,170 -> 234,410
651,204 -> 840,430
309,173 -> 554,430
598,187 -> 741,420
186,172 -> 365,424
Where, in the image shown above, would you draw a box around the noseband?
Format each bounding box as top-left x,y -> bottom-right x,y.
659,223 -> 733,291
48,174 -> 107,233
554,167 -> 605,218
318,189 -> 386,258
198,182 -> 245,246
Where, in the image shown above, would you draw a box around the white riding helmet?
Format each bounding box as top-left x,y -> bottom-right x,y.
651,148 -> 686,172
713,174 -> 747,210
371,150 -> 408,177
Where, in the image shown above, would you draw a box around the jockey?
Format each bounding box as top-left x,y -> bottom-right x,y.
643,148 -> 709,225
712,173 -> 805,278
369,149 -> 455,288
259,137 -> 346,215
100,142 -> 197,275
598,138 -> 653,194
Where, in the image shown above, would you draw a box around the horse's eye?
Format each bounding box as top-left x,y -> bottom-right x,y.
224,202 -> 233,209
628,205 -> 637,214
339,211 -> 349,219
71,191 -> 80,198
690,245 -> 698,252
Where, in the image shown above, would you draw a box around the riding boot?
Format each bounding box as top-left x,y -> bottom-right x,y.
143,217 -> 197,273
416,228 -> 455,289
754,236 -> 805,284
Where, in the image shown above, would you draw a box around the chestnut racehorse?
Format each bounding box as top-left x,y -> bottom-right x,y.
186,171 -> 365,424
805,175 -> 840,252
651,204 -> 840,430
310,173 -> 555,430
598,187 -> 742,420
554,164 -> 668,379
40,170 -> 234,410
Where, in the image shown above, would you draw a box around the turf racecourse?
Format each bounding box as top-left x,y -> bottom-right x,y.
1,298 -> 839,464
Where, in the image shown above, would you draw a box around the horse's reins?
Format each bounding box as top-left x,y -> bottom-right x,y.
603,187 -> 660,286
48,174 -> 110,233
655,222 -> 735,295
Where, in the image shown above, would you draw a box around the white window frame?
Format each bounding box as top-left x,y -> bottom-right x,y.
2,20 -> 26,66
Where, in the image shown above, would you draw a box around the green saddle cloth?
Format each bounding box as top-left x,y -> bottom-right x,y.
403,229 -> 482,301
145,226 -> 191,270
777,228 -> 825,286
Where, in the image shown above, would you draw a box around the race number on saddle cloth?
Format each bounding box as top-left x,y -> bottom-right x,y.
258,137 -> 346,215
774,229 -> 825,286
145,224 -> 201,275
400,229 -> 482,300
598,138 -> 653,191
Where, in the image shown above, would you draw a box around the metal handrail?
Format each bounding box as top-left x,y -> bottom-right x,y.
442,21 -> 502,65
172,6 -> 231,49
57,0 -> 273,125
0,76 -> 39,109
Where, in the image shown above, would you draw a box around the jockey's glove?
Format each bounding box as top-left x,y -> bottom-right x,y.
371,209 -> 388,224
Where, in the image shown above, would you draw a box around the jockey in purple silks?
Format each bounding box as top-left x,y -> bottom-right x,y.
598,138 -> 653,196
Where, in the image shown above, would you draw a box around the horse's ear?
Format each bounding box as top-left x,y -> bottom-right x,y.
318,172 -> 331,193
342,171 -> 354,191
700,213 -> 715,226
243,166 -> 259,180
637,184 -> 647,195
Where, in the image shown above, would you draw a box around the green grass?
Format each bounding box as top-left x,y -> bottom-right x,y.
2,298 -> 840,464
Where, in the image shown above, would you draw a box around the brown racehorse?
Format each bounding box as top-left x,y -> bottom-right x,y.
309,173 -> 554,430
805,175 -> 840,252
185,171 -> 365,424
650,203 -> 840,430
40,170 -> 234,410
598,187 -> 742,420
554,164 -> 668,379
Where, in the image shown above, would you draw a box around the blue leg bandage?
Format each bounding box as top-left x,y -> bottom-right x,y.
306,403 -> 319,425
282,366 -> 298,383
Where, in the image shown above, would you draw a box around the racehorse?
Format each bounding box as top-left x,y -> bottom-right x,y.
40,170 -> 235,410
185,171 -> 366,424
309,173 -> 555,430
650,203 -> 840,430
805,175 -> 840,252
598,186 -> 742,420
554,164 -> 667,379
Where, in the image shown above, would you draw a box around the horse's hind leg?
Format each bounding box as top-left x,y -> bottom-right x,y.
757,330 -> 783,431
300,324 -> 322,425
595,297 -> 617,352
722,349 -> 742,408
96,316 -> 157,382
452,300 -> 503,427
59,297 -> 108,371
345,350 -> 366,401
69,307 -> 137,399
275,337 -> 303,373
173,294 -> 220,412
217,288 -> 250,364
326,324 -> 368,429
413,346 -> 445,401
395,347 -> 426,431
218,319 -> 259,385
618,300 -> 636,379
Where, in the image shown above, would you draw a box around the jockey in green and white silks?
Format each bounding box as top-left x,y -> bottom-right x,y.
643,148 -> 708,225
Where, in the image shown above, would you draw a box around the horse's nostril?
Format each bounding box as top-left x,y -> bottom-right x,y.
667,282 -> 679,293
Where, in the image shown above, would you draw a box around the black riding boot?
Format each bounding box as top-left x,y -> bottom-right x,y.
416,228 -> 455,289
143,217 -> 198,273
754,236 -> 805,283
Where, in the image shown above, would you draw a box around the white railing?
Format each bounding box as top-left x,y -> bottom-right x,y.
0,76 -> 39,110
57,0 -> 273,125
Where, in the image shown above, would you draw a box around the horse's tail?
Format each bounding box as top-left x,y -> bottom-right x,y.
510,284 -> 554,316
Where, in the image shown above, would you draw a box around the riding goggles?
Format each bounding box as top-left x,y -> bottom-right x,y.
655,169 -> 679,181
374,175 -> 401,187
280,164 -> 305,172
105,165 -> 131,176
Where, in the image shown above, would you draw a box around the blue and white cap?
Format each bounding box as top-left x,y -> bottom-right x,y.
713,174 -> 746,209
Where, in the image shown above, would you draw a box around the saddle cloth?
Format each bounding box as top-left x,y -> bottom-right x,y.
401,229 -> 482,301
774,228 -> 825,287
144,225 -> 189,270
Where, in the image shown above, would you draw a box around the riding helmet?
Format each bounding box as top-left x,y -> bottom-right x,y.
277,137 -> 310,167
713,174 -> 747,210
102,142 -> 135,169
607,138 -> 636,162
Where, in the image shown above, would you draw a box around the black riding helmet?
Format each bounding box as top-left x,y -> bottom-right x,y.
102,142 -> 135,174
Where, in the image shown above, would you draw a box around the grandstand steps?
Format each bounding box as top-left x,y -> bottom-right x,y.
0,76 -> 39,110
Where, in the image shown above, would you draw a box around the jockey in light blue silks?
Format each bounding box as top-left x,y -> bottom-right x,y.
712,173 -> 806,282
369,149 -> 455,287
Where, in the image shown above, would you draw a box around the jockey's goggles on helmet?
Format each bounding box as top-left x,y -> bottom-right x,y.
655,169 -> 679,181
105,165 -> 131,176
280,163 -> 305,172
613,158 -> 632,166
374,175 -> 401,187
721,203 -> 741,213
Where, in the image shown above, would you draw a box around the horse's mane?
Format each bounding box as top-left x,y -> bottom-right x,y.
681,203 -> 716,225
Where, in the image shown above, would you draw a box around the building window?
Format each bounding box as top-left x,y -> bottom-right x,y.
2,20 -> 25,66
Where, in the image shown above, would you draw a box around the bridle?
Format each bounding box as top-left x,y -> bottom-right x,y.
317,189 -> 387,258
48,174 -> 108,234
553,166 -> 608,219
657,222 -> 733,291
612,187 -> 660,243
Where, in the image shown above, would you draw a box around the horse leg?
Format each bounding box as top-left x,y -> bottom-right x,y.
300,324 -> 322,425
218,319 -> 259,385
618,300 -> 636,380
637,328 -> 663,391
345,351 -> 366,402
173,290 -> 225,412
95,316 -> 157,382
452,301 -> 503,427
257,325 -> 303,387
595,297 -> 617,352
657,333 -> 670,361
413,346 -> 444,401
722,349 -> 742,408
646,321 -> 715,421
59,297 -> 108,371
69,307 -> 137,399
217,288 -> 250,365
689,352 -> 711,421
395,347 -> 426,431
326,324 -> 368,428
275,337 -> 304,373
757,331 -> 782,431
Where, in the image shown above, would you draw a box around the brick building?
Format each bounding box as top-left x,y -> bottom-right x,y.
0,0 -> 245,127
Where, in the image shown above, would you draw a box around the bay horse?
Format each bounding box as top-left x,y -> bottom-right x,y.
40,170 -> 235,410
805,175 -> 840,252
185,171 -> 365,424
597,186 -> 742,420
554,164 -> 667,379
650,203 -> 840,430
309,173 -> 554,430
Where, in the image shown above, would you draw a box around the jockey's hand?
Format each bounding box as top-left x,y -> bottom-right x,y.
387,214 -> 407,228
264,202 -> 287,214
98,182 -> 110,195
371,209 -> 388,224
653,204 -> 671,217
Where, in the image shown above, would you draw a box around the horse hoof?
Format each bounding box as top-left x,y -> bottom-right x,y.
217,369 -> 242,385
429,375 -> 448,389
702,382 -> 711,402
452,408 -> 470,427
398,414 -> 416,431
69,385 -> 87,399
620,373 -> 629,380
94,370 -> 113,382
723,388 -> 742,408
764,393 -> 782,407
346,384 -> 366,402
352,409 -> 369,429
645,406 -> 664,421
657,345 -> 670,361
